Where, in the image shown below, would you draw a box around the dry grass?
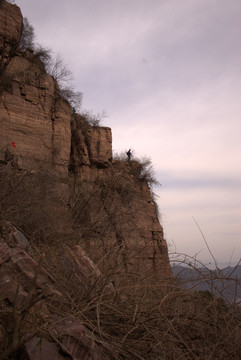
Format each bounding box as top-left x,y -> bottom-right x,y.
48,253 -> 241,360
0,161 -> 241,359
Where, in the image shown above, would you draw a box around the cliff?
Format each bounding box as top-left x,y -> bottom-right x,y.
0,1 -> 71,173
0,4 -> 172,358
0,0 -> 22,70
0,0 -> 171,281
1,3 -> 241,360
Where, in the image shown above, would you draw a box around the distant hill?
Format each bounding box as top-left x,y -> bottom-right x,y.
172,264 -> 241,304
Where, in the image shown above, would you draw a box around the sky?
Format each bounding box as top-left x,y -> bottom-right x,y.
15,0 -> 241,268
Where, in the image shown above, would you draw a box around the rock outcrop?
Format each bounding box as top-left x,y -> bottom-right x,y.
0,229 -> 109,360
0,0 -> 22,70
0,2 -> 172,358
0,0 -> 171,281
0,50 -> 72,174
2,3 -> 241,360
70,113 -> 112,173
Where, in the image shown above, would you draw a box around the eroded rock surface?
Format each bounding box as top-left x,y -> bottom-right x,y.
70,113 -> 112,171
0,0 -> 171,280
0,2 -> 173,357
0,227 -> 108,360
0,0 -> 22,70
0,52 -> 72,174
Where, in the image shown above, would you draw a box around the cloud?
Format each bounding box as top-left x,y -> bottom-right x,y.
17,0 -> 241,118
157,172 -> 241,190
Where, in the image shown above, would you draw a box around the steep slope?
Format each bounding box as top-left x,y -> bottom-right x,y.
0,0 -> 71,174
0,0 -> 171,281
1,3 -> 241,359
0,0 -> 22,70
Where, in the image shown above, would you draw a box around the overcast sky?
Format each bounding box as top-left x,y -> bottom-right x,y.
15,0 -> 241,268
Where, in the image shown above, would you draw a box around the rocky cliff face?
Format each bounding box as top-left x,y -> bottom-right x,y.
0,0 -> 22,70
0,2 -> 171,357
2,3 -> 241,360
0,2 -> 71,173
0,0 -> 171,281
0,52 -> 72,173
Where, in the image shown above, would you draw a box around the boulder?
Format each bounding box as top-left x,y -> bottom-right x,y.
0,231 -> 111,359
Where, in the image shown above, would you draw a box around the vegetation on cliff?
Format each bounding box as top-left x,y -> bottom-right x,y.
0,1 -> 241,359
0,161 -> 240,359
19,14 -> 83,111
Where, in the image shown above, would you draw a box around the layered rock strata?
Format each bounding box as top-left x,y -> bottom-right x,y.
0,0 -> 22,70
0,2 -> 172,357
0,51 -> 72,174
0,0 -> 171,281
0,228 -> 109,360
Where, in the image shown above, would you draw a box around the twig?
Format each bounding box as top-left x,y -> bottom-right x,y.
192,216 -> 219,270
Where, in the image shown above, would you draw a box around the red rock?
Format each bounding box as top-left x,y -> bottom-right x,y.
55,317 -> 107,360
65,245 -> 115,294
0,242 -> 59,298
21,337 -> 66,360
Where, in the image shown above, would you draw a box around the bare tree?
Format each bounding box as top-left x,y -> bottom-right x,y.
33,44 -> 52,69
59,86 -> 82,110
20,17 -> 35,51
80,110 -> 107,127
49,54 -> 73,85
46,54 -> 82,110
18,17 -> 82,110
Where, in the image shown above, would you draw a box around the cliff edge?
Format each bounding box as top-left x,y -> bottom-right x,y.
0,5 -> 173,358
0,0 -> 171,281
1,3 -> 240,360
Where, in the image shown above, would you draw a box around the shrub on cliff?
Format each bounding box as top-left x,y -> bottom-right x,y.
1,160 -> 241,359
18,17 -> 83,111
79,110 -> 107,127
20,17 -> 35,51
137,156 -> 160,187
113,152 -> 160,189
36,50 -> 83,109
33,44 -> 52,68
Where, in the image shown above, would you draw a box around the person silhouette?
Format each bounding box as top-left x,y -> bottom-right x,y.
127,149 -> 132,161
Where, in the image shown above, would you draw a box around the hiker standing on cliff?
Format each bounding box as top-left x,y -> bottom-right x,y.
127,149 -> 132,161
